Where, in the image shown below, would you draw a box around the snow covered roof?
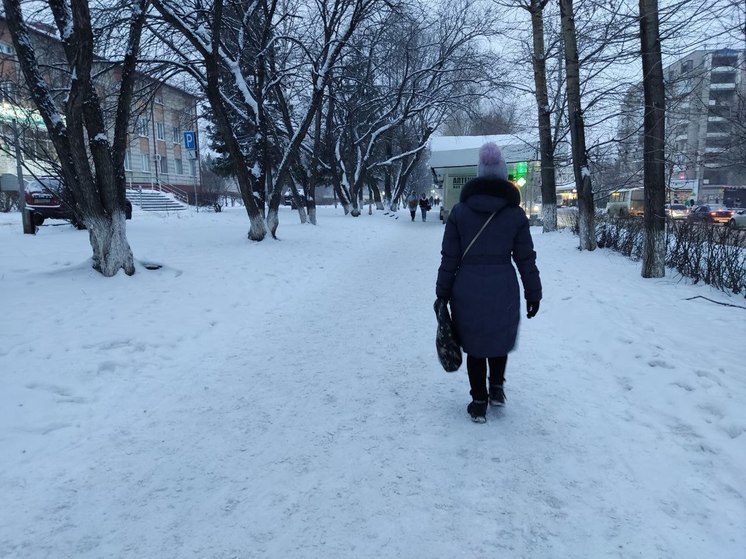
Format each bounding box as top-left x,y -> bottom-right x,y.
556,182 -> 576,192
428,134 -> 538,169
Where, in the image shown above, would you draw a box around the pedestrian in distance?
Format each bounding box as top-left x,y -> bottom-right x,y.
407,193 -> 418,221
435,142 -> 542,423
419,193 -> 431,222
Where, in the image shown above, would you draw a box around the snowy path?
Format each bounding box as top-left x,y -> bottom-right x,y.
1,208 -> 744,558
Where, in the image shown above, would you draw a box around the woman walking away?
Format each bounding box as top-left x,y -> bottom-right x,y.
407,193 -> 418,221
435,143 -> 542,423
419,193 -> 431,221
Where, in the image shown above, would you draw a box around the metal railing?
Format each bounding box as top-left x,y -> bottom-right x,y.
155,182 -> 190,204
127,183 -> 190,205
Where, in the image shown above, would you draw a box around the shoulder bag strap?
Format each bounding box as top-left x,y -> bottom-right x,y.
462,210 -> 498,260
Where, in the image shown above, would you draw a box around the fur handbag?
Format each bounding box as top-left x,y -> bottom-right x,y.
434,298 -> 461,372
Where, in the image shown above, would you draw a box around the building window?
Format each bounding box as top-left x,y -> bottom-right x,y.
712,55 -> 737,68
0,41 -> 15,56
159,155 -> 168,174
189,159 -> 197,176
154,94 -> 164,105
704,169 -> 728,184
124,150 -> 132,171
156,122 -> 165,140
711,72 -> 736,85
708,121 -> 731,134
706,137 -> 731,149
0,80 -> 17,100
708,105 -> 732,119
681,60 -> 693,73
140,151 -> 151,172
172,125 -> 181,144
174,158 -> 183,175
710,89 -> 734,104
137,118 -> 149,137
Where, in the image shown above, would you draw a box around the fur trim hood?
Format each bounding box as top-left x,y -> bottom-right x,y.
459,177 -> 521,206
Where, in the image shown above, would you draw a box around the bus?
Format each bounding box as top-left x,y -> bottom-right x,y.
606,187 -> 644,217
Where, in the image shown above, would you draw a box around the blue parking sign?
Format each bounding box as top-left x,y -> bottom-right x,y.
183,131 -> 196,150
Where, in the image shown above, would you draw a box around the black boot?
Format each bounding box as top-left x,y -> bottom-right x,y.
488,356 -> 507,406
467,400 -> 488,423
489,384 -> 506,407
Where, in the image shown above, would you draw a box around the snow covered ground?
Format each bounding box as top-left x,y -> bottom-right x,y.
1,206 -> 744,558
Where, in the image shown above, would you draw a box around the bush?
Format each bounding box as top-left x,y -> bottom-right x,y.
666,220 -> 745,295
574,214 -> 746,296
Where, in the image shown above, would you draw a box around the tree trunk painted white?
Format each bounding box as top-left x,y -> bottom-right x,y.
265,208 -> 279,239
86,212 -> 135,277
3,0 -> 144,277
541,202 -> 557,232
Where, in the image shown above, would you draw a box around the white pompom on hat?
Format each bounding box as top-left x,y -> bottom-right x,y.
477,142 -> 508,180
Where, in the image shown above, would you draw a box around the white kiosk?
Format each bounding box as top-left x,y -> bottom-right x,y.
429,135 -> 538,222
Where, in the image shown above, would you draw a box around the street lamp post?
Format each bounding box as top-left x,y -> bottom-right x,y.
12,119 -> 34,234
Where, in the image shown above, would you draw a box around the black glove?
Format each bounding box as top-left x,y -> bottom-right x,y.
526,301 -> 540,319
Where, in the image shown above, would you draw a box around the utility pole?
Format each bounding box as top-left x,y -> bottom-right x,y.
12,119 -> 34,234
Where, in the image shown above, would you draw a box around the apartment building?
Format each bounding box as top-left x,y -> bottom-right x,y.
668,49 -> 746,205
618,49 -> 746,207
0,17 -> 201,202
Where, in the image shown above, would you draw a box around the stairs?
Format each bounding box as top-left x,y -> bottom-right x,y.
126,189 -> 188,212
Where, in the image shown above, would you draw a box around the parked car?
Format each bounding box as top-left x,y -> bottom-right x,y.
25,177 -> 132,227
665,203 -> 688,220
728,209 -> 746,229
686,204 -> 733,225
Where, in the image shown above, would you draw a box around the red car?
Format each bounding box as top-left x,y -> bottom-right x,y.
25,177 -> 131,227
686,204 -> 733,225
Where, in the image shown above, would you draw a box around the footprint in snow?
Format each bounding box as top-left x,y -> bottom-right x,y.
671,381 -> 695,392
25,382 -> 72,397
723,424 -> 744,440
616,377 -> 633,391
695,369 -> 724,388
698,402 -> 725,419
648,359 -> 675,369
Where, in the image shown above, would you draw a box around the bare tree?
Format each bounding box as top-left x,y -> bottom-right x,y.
441,101 -> 520,136
528,0 -> 559,231
559,0 -> 596,250
495,0 -> 568,231
639,0 -> 666,278
331,0 -> 496,216
3,0 -> 149,276
150,0 -> 385,239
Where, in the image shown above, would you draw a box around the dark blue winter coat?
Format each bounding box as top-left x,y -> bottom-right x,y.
436,177 -> 542,357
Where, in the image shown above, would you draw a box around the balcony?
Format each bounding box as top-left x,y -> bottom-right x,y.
707,116 -> 727,122
706,132 -> 730,138
710,82 -> 736,90
711,65 -> 737,73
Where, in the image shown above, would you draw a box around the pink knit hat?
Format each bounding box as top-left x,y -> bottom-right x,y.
477,142 -> 507,180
